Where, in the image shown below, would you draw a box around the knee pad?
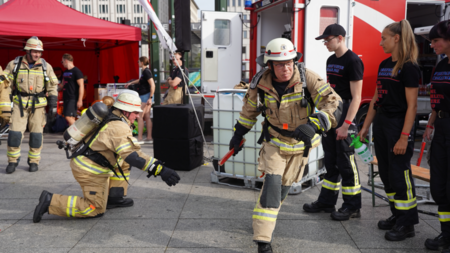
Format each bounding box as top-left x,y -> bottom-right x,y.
281,186 -> 291,201
260,174 -> 282,208
29,132 -> 42,148
7,130 -> 22,147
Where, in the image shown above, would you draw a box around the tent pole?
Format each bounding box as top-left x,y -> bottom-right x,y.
150,0 -> 161,105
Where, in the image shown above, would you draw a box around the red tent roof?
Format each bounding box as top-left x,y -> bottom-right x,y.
0,0 -> 141,105
0,0 -> 140,46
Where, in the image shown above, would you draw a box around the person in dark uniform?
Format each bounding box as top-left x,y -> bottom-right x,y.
304,24 -> 364,221
423,20 -> 450,253
60,54 -> 84,126
359,19 -> 419,242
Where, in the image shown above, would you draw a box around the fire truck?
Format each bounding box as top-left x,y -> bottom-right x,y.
201,0 -> 449,127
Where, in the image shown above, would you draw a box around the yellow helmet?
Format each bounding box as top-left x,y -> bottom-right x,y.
24,36 -> 44,51
113,92 -> 143,113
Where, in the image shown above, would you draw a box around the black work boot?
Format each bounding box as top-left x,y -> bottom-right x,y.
425,233 -> 450,250
29,163 -> 38,172
378,215 -> 397,230
6,162 -> 18,174
331,208 -> 361,221
303,200 -> 335,213
106,187 -> 134,209
385,225 -> 415,241
33,190 -> 53,223
257,242 -> 273,253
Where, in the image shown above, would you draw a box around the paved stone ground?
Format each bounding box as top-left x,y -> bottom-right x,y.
0,131 -> 441,253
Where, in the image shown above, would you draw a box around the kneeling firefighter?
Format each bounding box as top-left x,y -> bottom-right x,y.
0,66 -> 11,130
3,36 -> 59,173
33,92 -> 181,223
229,38 -> 341,253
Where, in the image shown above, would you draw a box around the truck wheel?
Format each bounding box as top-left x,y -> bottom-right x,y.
355,104 -> 369,132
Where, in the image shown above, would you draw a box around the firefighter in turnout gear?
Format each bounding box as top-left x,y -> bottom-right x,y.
33,92 -> 181,223
0,66 -> 12,130
229,38 -> 341,253
3,36 -> 58,173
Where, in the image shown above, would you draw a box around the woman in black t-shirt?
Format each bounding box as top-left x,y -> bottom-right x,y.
423,21 -> 450,252
359,20 -> 420,241
125,56 -> 155,142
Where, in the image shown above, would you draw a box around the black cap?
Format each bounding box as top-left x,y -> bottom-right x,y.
315,24 -> 346,40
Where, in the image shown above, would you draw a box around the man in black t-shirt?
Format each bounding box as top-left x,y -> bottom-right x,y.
60,54 -> 84,126
303,24 -> 364,221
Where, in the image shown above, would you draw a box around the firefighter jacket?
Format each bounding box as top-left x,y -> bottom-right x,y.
238,65 -> 341,155
0,66 -> 11,113
72,109 -> 156,176
3,56 -> 58,109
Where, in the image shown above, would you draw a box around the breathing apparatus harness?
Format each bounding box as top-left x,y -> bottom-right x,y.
57,110 -> 130,184
251,62 -> 317,157
11,56 -> 50,117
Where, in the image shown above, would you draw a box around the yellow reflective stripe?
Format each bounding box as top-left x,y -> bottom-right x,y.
281,94 -> 302,103
342,186 -> 361,195
439,212 -> 450,222
155,164 -> 163,175
268,134 -> 321,152
247,98 -> 257,108
265,95 -> 276,104
404,170 -> 413,200
28,151 -> 40,158
253,208 -> 278,215
74,156 -> 111,174
322,179 -> 341,191
66,196 -> 78,217
386,192 -> 395,202
89,124 -> 108,148
314,94 -> 321,108
7,150 -> 21,157
143,157 -> 156,171
79,206 -> 95,215
116,142 -> 131,153
310,118 -> 321,130
7,73 -> 14,80
0,102 -> 11,108
238,116 -> 256,127
252,215 -> 277,221
350,155 -> 359,186
110,172 -> 130,181
317,83 -> 330,95
394,198 -> 417,210
316,111 -> 331,131
13,96 -> 47,106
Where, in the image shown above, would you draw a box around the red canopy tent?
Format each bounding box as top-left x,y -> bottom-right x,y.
0,0 -> 141,104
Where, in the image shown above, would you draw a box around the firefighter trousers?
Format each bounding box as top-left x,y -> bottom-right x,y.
7,103 -> 46,164
430,117 -> 450,236
373,113 -> 418,226
253,142 -> 309,243
318,124 -> 361,210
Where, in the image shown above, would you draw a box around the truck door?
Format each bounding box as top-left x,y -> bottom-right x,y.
304,0 -> 353,80
201,11 -> 243,91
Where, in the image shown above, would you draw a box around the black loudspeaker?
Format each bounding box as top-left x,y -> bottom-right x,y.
153,104 -> 204,140
174,0 -> 191,51
154,136 -> 203,171
121,19 -> 131,26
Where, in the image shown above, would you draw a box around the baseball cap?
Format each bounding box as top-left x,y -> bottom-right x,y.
315,24 -> 346,40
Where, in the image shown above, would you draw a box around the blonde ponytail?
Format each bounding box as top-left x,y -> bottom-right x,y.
385,20 -> 418,77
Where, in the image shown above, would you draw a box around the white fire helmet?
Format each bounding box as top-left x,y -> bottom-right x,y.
263,38 -> 302,64
113,92 -> 143,113
24,36 -> 44,51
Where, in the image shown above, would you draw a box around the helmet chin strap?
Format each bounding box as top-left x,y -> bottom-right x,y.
26,51 -> 36,64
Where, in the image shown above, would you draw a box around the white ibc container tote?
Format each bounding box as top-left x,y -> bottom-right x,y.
212,89 -> 326,194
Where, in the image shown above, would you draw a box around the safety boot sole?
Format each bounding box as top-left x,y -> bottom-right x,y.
331,210 -> 361,221
106,199 -> 134,209
385,230 -> 415,241
303,205 -> 335,213
33,190 -> 52,223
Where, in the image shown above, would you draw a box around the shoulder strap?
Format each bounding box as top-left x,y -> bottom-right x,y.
40,58 -> 50,84
250,67 -> 267,89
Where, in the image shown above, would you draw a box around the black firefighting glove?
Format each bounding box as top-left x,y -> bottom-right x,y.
308,112 -> 331,134
292,123 -> 316,146
229,122 -> 250,156
147,161 -> 180,186
47,95 -> 58,120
